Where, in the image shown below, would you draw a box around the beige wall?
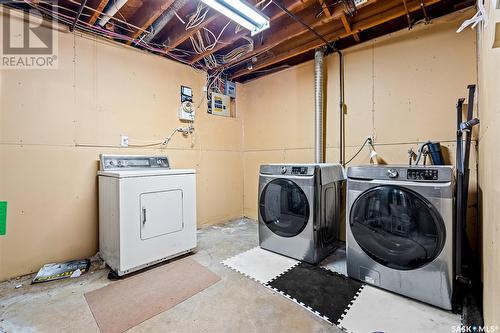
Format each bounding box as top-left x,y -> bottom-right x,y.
241,10 -> 477,224
477,2 -> 500,327
0,12 -> 243,281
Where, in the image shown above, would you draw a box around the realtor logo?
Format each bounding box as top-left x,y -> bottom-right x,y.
1,3 -> 58,69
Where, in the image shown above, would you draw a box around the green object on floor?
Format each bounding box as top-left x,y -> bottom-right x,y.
0,201 -> 7,235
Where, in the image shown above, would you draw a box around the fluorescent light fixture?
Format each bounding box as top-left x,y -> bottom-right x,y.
201,0 -> 270,36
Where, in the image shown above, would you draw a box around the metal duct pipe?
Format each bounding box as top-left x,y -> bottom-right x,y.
142,0 -> 190,43
314,47 -> 326,163
97,0 -> 128,27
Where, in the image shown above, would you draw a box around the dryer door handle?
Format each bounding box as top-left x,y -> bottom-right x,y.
142,207 -> 147,225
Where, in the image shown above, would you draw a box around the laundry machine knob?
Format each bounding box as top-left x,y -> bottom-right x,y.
387,168 -> 399,178
281,166 -> 287,174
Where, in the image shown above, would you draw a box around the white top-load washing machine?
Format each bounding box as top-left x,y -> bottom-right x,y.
346,165 -> 454,310
98,155 -> 196,276
258,163 -> 345,264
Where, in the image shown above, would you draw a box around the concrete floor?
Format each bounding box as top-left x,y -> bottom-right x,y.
0,218 -> 341,333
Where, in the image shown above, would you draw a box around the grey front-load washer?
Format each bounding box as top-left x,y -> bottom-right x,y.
258,164 -> 345,264
346,165 -> 455,310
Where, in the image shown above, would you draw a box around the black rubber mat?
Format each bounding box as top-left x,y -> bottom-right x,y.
267,262 -> 364,324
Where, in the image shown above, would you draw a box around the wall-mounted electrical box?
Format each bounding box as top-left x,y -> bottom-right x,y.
209,92 -> 230,117
181,85 -> 193,103
225,81 -> 236,98
179,101 -> 195,121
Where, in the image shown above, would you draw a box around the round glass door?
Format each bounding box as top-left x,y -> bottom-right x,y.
350,185 -> 445,270
259,179 -> 310,237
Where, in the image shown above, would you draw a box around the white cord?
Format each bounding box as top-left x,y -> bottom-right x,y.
174,11 -> 185,24
457,1 -> 487,32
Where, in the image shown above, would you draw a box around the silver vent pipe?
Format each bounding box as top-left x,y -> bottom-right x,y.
314,47 -> 326,163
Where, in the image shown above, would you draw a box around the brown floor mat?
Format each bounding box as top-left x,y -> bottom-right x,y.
84,258 -> 220,333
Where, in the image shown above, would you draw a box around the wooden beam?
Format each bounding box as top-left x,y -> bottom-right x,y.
340,12 -> 360,42
126,0 -> 176,45
164,13 -> 219,51
231,0 -> 440,79
88,0 -> 109,25
319,0 -> 331,17
189,0 -> 315,64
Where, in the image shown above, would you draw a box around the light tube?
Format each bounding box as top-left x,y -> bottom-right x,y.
201,0 -> 270,36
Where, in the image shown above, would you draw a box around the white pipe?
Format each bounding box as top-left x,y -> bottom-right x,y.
314,48 -> 325,163
97,0 -> 128,27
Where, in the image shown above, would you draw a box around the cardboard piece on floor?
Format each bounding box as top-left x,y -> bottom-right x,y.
222,246 -> 298,284
337,284 -> 462,333
84,258 -> 220,333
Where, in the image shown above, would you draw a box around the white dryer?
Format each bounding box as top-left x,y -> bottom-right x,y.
98,155 -> 196,276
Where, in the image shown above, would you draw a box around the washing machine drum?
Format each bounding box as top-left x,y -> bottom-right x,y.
350,185 -> 446,270
259,179 -> 310,238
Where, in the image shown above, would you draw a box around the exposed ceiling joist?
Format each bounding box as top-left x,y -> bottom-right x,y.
164,13 -> 219,51
319,0 -> 332,17
231,0 -> 440,79
340,12 -> 360,42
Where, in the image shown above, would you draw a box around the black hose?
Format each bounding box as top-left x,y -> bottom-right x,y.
345,138 -> 372,165
339,50 -> 345,165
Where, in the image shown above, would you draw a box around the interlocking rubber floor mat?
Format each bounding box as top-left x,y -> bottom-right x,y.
267,262 -> 364,324
222,246 -> 462,333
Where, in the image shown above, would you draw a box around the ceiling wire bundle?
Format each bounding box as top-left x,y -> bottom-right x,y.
216,36 -> 254,65
190,21 -> 232,69
185,2 -> 209,30
194,0 -> 270,67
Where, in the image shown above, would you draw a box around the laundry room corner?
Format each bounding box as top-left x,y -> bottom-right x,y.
1,1 -> 498,332
0,17 -> 245,281
239,9 -> 478,230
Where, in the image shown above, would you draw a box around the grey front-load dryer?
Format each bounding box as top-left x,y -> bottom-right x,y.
258,164 -> 345,264
346,165 -> 455,310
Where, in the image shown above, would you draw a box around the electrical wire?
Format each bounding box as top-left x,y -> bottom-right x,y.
174,11 -> 185,24
273,0 -> 335,51
345,138 -> 374,165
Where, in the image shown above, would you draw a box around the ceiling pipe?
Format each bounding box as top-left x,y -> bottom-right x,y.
314,47 -> 326,164
97,0 -> 129,27
142,0 -> 190,43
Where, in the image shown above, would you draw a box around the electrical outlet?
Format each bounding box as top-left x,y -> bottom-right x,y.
121,135 -> 129,147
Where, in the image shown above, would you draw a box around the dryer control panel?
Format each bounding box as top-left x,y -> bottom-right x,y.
100,155 -> 170,170
407,168 -> 438,181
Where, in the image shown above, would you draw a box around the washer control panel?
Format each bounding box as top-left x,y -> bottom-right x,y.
291,166 -> 309,175
407,168 -> 438,180
100,155 -> 170,170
